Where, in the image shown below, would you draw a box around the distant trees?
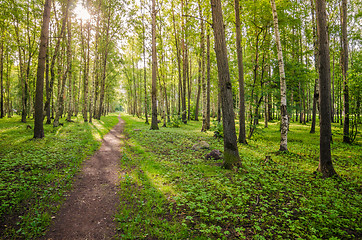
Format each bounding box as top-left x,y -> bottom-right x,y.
0,0 -> 123,137
116,0 -> 360,165
1,0 -> 360,167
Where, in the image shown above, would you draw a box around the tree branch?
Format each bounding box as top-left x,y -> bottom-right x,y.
182,14 -> 212,27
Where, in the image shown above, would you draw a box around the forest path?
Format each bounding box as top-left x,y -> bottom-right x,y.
43,115 -> 124,240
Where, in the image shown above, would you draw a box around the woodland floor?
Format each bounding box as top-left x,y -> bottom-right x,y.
43,116 -> 124,240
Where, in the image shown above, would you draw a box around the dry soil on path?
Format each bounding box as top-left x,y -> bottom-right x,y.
43,116 -> 124,240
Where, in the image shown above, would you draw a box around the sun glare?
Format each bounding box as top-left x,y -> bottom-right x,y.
74,4 -> 91,21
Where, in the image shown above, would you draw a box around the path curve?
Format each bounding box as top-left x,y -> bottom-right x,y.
44,116 -> 124,240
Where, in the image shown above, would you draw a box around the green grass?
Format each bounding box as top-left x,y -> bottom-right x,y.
116,114 -> 361,239
0,113 -> 119,239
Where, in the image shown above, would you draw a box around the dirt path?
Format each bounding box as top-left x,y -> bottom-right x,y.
44,116 -> 124,240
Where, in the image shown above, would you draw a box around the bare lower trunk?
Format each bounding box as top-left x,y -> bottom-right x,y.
310,79 -> 318,133
194,59 -> 201,121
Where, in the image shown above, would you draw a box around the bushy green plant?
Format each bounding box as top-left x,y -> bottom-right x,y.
210,120 -> 223,138
170,115 -> 182,128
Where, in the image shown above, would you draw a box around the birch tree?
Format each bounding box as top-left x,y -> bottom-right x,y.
271,0 -> 288,152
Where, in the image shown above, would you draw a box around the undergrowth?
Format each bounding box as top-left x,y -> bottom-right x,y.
0,113 -> 119,239
116,114 -> 361,239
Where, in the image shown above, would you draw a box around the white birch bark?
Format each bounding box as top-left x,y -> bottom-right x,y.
271,0 -> 288,152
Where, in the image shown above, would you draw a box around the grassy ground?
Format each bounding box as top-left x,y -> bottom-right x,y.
0,113 -> 119,239
116,114 -> 361,239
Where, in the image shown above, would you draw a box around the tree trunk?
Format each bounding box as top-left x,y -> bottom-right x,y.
310,0 -> 319,133
97,8 -> 111,120
271,0 -> 288,152
0,37 -> 3,119
194,58 -> 201,121
264,92 -> 268,128
341,0 -> 350,143
44,2 -> 67,124
53,2 -> 70,127
142,1 -> 149,124
81,21 -> 89,122
181,0 -> 187,124
211,0 -> 241,169
234,0 -> 247,144
315,0 -> 338,177
332,42 -> 335,123
199,0 -> 207,132
34,0 -> 51,138
150,0 -> 159,130
171,6 -> 182,117
5,49 -> 11,118
206,31 -> 211,130
66,17 -> 73,122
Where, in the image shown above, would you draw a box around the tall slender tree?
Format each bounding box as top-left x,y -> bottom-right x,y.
199,0 -> 207,132
234,0 -> 247,144
141,0 -> 149,124
310,0 -> 319,134
315,0 -> 338,177
341,0 -> 350,143
34,0 -> 51,138
150,0 -> 159,130
271,0 -> 288,152
210,0 -> 241,169
205,30 -> 211,130
0,37 -> 3,119
53,1 -> 70,127
66,17 -> 73,122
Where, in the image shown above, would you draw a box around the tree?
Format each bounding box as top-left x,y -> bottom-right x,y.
310,0 -> 319,134
34,0 -> 51,138
97,6 -> 111,120
141,0 -> 149,124
210,0 -> 241,169
234,0 -> 247,144
53,0 -> 70,127
0,36 -> 3,119
66,16 -> 73,122
341,0 -> 350,143
199,0 -> 207,132
315,0 -> 337,177
150,0 -> 159,130
270,0 -> 288,152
